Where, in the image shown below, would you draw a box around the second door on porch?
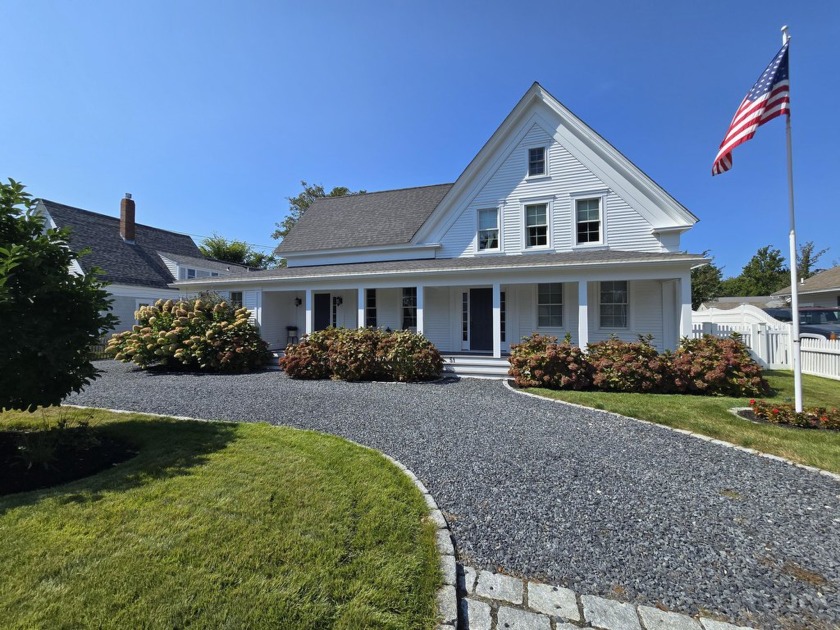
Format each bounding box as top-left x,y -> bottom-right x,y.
469,288 -> 493,352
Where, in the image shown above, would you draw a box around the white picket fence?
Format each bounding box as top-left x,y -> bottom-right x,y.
692,305 -> 840,381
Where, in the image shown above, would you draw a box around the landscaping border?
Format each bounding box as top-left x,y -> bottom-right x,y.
501,382 -> 840,482
63,404 -> 459,628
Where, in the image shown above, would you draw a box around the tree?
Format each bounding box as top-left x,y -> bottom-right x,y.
718,245 -> 789,297
690,252 -> 722,309
796,241 -> 829,280
0,179 -> 117,411
271,181 -> 364,242
198,233 -> 276,270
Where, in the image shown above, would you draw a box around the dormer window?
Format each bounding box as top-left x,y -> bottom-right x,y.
528,147 -> 546,177
186,268 -> 196,279
477,208 -> 499,251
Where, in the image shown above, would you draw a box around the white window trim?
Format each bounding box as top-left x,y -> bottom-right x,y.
570,190 -> 609,249
597,280 -> 631,331
475,206 -> 502,254
525,144 -> 550,180
520,196 -> 554,251
535,282 -> 564,329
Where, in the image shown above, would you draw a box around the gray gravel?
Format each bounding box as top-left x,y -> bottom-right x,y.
70,362 -> 840,629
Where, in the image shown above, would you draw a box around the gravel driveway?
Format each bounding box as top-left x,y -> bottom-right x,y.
69,362 -> 839,629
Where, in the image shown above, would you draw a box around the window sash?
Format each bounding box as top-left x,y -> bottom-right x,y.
528,147 -> 545,176
525,204 -> 548,247
576,198 -> 602,244
537,283 -> 563,327
478,208 -> 499,250
600,281 -> 628,328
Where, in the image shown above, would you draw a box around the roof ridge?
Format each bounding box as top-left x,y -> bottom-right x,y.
313,182 -> 454,201
38,199 -> 195,239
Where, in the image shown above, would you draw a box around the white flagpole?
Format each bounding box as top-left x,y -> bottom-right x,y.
782,25 -> 803,412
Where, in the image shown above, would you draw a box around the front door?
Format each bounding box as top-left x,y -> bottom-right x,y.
469,288 -> 493,352
314,293 -> 331,331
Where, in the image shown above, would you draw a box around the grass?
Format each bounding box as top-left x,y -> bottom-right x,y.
526,371 -> 840,474
0,407 -> 439,629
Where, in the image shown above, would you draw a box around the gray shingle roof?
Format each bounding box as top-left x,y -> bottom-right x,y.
275,183 -> 454,254
157,251 -> 249,273
41,199 -> 202,289
774,266 -> 840,296
175,250 -> 707,287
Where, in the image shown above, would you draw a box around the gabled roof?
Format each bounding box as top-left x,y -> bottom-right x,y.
774,266 -> 840,296
39,199 -> 202,289
275,184 -> 453,254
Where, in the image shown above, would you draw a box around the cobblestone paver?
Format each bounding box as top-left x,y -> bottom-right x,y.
460,564 -> 757,629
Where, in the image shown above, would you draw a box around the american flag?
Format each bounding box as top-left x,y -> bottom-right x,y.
712,42 -> 790,175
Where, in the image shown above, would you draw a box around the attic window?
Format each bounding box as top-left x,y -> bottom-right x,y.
528,147 -> 546,177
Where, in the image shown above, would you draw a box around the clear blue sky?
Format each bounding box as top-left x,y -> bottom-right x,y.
2,1 -> 837,277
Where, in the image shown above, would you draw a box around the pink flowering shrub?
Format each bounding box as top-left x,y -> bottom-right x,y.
586,335 -> 673,393
671,334 -> 769,397
508,333 -> 592,390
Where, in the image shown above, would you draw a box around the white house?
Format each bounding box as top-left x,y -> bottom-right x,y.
174,83 -> 706,373
36,195 -> 248,331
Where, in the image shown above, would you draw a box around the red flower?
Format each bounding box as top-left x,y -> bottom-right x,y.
749,399 -> 756,406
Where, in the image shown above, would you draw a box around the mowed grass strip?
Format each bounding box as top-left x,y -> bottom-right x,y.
527,371 -> 840,474
0,408 -> 439,630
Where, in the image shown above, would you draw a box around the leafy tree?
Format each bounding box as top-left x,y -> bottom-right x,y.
0,179 -> 117,411
690,252 -> 723,309
796,241 -> 829,280
719,245 -> 789,297
271,181 -> 364,242
198,233 -> 276,270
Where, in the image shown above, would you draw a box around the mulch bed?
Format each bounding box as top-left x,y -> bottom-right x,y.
0,428 -> 137,496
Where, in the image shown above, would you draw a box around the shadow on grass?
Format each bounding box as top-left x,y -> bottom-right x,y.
0,417 -> 238,515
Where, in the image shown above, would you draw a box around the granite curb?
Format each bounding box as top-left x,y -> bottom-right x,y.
63,404 -> 459,627
501,380 -> 840,482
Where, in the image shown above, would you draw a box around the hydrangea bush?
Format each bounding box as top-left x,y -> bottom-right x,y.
586,335 -> 672,393
508,333 -> 592,390
107,297 -> 271,372
671,334 -> 769,397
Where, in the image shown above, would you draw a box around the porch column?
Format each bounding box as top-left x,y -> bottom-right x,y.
492,282 -> 502,358
305,289 -> 313,335
416,285 -> 424,335
678,273 -> 693,339
578,280 -> 589,349
357,287 -> 365,328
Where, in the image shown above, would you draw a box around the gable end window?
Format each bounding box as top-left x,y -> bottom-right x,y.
477,208 -> 499,251
525,203 -> 548,248
528,147 -> 546,176
576,198 -> 602,244
600,281 -> 628,328
537,283 -> 563,327
402,287 -> 417,330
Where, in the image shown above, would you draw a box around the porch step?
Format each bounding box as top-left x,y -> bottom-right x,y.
442,355 -> 510,379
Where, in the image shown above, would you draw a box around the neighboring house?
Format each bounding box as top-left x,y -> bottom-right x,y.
36,195 -> 247,331
773,266 -> 840,308
174,83 -> 706,362
697,296 -> 786,311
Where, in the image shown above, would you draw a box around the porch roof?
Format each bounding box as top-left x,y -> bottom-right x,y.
173,250 -> 707,288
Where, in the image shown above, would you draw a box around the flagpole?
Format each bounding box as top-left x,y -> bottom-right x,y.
781,25 -> 803,412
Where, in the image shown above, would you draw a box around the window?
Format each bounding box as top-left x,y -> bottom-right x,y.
365,288 -> 377,327
462,293 -> 469,342
525,203 -> 548,248
477,208 -> 499,251
186,268 -> 196,279
576,198 -> 602,244
500,291 -> 506,342
528,147 -> 546,176
537,283 -> 563,327
211,272 -> 219,277
230,291 -> 243,307
600,281 -> 628,328
402,287 -> 417,330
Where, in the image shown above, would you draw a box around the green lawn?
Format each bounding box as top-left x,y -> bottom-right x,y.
527,371 -> 840,474
0,408 -> 439,629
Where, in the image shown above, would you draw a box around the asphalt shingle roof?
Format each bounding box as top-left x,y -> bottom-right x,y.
275,183 -> 454,254
41,200 -> 202,289
157,252 -> 249,274
774,266 -> 840,296
175,250 -> 707,286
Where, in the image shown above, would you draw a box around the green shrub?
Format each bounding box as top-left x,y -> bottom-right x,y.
508,333 -> 592,389
281,328 -> 442,382
587,335 -> 673,393
107,297 -> 270,372
672,334 -> 769,397
750,399 -> 840,430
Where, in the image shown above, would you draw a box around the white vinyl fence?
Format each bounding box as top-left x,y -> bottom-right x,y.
692,305 -> 840,381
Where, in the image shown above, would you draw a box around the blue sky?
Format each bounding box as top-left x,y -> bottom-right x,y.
2,1 -> 837,276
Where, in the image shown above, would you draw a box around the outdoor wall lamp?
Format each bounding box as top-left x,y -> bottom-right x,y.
294,297 -> 302,306
333,296 -> 343,307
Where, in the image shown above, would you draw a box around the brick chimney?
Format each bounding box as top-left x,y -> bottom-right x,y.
120,193 -> 135,242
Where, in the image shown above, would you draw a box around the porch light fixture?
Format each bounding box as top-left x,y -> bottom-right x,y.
333,296 -> 343,307
295,297 -> 302,306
